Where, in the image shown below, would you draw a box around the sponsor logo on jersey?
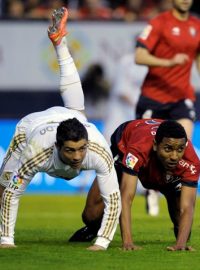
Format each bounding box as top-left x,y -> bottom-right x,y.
172,27 -> 180,36
125,153 -> 138,169
179,160 -> 197,175
140,25 -> 152,40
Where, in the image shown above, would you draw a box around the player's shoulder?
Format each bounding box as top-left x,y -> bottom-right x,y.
126,119 -> 162,134
189,13 -> 200,25
149,10 -> 170,24
85,122 -> 112,155
184,140 -> 200,165
85,122 -> 107,143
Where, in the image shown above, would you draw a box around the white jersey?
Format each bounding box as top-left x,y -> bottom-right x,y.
0,106 -> 120,249
0,33 -> 121,250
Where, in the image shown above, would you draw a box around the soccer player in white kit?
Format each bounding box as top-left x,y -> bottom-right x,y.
0,7 -> 121,250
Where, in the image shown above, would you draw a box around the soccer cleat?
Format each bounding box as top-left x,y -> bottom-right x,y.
68,226 -> 97,242
48,7 -> 68,45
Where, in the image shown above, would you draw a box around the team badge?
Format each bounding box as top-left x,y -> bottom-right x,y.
1,172 -> 12,181
125,153 -> 138,169
139,25 -> 152,40
189,27 -> 196,37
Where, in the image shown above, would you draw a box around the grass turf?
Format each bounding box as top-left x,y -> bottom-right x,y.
0,194 -> 200,270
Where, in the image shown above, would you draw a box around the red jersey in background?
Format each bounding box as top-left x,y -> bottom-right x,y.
137,11 -> 200,103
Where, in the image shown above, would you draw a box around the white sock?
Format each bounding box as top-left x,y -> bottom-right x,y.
54,37 -> 85,110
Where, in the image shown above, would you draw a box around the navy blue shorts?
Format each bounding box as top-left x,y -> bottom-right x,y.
136,95 -> 196,121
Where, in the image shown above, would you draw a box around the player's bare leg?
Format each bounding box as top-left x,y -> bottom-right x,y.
69,178 -> 104,242
48,7 -> 85,113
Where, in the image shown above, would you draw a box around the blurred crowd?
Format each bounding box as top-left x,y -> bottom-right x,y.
2,0 -> 199,21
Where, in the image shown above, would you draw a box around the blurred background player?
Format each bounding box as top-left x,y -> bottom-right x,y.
135,0 -> 200,139
0,7 -> 121,250
103,53 -> 147,143
134,0 -> 200,216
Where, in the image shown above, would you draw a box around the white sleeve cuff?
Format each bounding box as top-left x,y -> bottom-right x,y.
94,237 -> 110,249
1,236 -> 15,245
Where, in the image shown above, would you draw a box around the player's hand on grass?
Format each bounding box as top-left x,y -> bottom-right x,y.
167,245 -> 195,251
87,245 -> 106,251
122,243 -> 142,251
0,244 -> 17,249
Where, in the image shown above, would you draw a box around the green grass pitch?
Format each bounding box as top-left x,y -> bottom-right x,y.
1,194 -> 200,270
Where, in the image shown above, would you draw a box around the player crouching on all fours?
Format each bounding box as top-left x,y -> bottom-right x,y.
0,7 -> 121,251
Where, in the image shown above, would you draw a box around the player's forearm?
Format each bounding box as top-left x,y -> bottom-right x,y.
135,47 -> 171,67
95,190 -> 121,249
120,197 -> 134,245
1,189 -> 20,245
175,207 -> 194,249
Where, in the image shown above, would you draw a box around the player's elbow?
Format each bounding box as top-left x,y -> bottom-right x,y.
121,191 -> 134,208
134,51 -> 140,65
180,204 -> 194,217
135,47 -> 149,65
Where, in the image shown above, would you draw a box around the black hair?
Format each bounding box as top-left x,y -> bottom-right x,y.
56,118 -> 88,148
155,120 -> 187,144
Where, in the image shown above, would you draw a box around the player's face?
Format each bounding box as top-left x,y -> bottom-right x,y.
155,137 -> 187,171
172,0 -> 193,13
57,139 -> 88,169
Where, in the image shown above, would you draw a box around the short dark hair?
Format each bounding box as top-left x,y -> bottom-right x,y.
155,120 -> 187,144
56,118 -> 88,148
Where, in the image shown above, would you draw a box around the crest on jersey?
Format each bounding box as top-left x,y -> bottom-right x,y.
139,25 -> 152,40
125,153 -> 138,169
189,27 -> 196,36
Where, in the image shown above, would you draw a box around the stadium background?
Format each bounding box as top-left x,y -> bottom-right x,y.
0,20 -> 200,194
